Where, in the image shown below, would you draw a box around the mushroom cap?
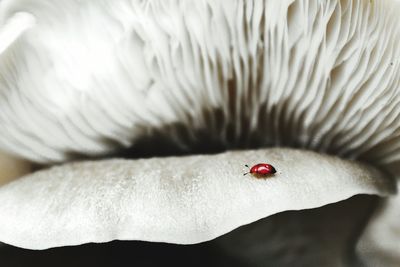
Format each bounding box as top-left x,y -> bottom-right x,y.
0,0 -> 399,254
0,148 -> 395,249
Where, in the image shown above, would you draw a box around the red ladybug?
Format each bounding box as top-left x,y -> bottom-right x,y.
244,163 -> 277,177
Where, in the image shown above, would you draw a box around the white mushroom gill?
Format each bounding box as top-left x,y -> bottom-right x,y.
0,0 -> 399,262
0,0 -> 399,169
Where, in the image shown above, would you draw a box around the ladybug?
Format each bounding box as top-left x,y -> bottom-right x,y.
243,163 -> 277,177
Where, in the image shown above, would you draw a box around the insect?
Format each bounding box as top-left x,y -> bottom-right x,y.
243,163 -> 277,177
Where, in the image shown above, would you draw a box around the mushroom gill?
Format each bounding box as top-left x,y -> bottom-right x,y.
0,0 -> 399,259
0,0 -> 399,170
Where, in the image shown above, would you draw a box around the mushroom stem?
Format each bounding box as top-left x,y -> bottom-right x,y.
0,151 -> 31,186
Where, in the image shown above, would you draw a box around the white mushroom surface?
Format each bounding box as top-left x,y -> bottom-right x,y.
0,148 -> 395,249
0,0 -> 399,264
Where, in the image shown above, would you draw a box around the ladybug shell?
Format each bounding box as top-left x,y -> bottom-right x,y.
250,163 -> 276,175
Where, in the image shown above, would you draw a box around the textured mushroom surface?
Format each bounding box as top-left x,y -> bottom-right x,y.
0,0 -> 400,259
0,148 -> 394,249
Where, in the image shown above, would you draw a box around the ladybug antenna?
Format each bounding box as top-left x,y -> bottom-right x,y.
243,164 -> 250,175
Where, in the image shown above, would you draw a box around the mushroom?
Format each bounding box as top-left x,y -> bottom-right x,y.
0,0 -> 399,265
